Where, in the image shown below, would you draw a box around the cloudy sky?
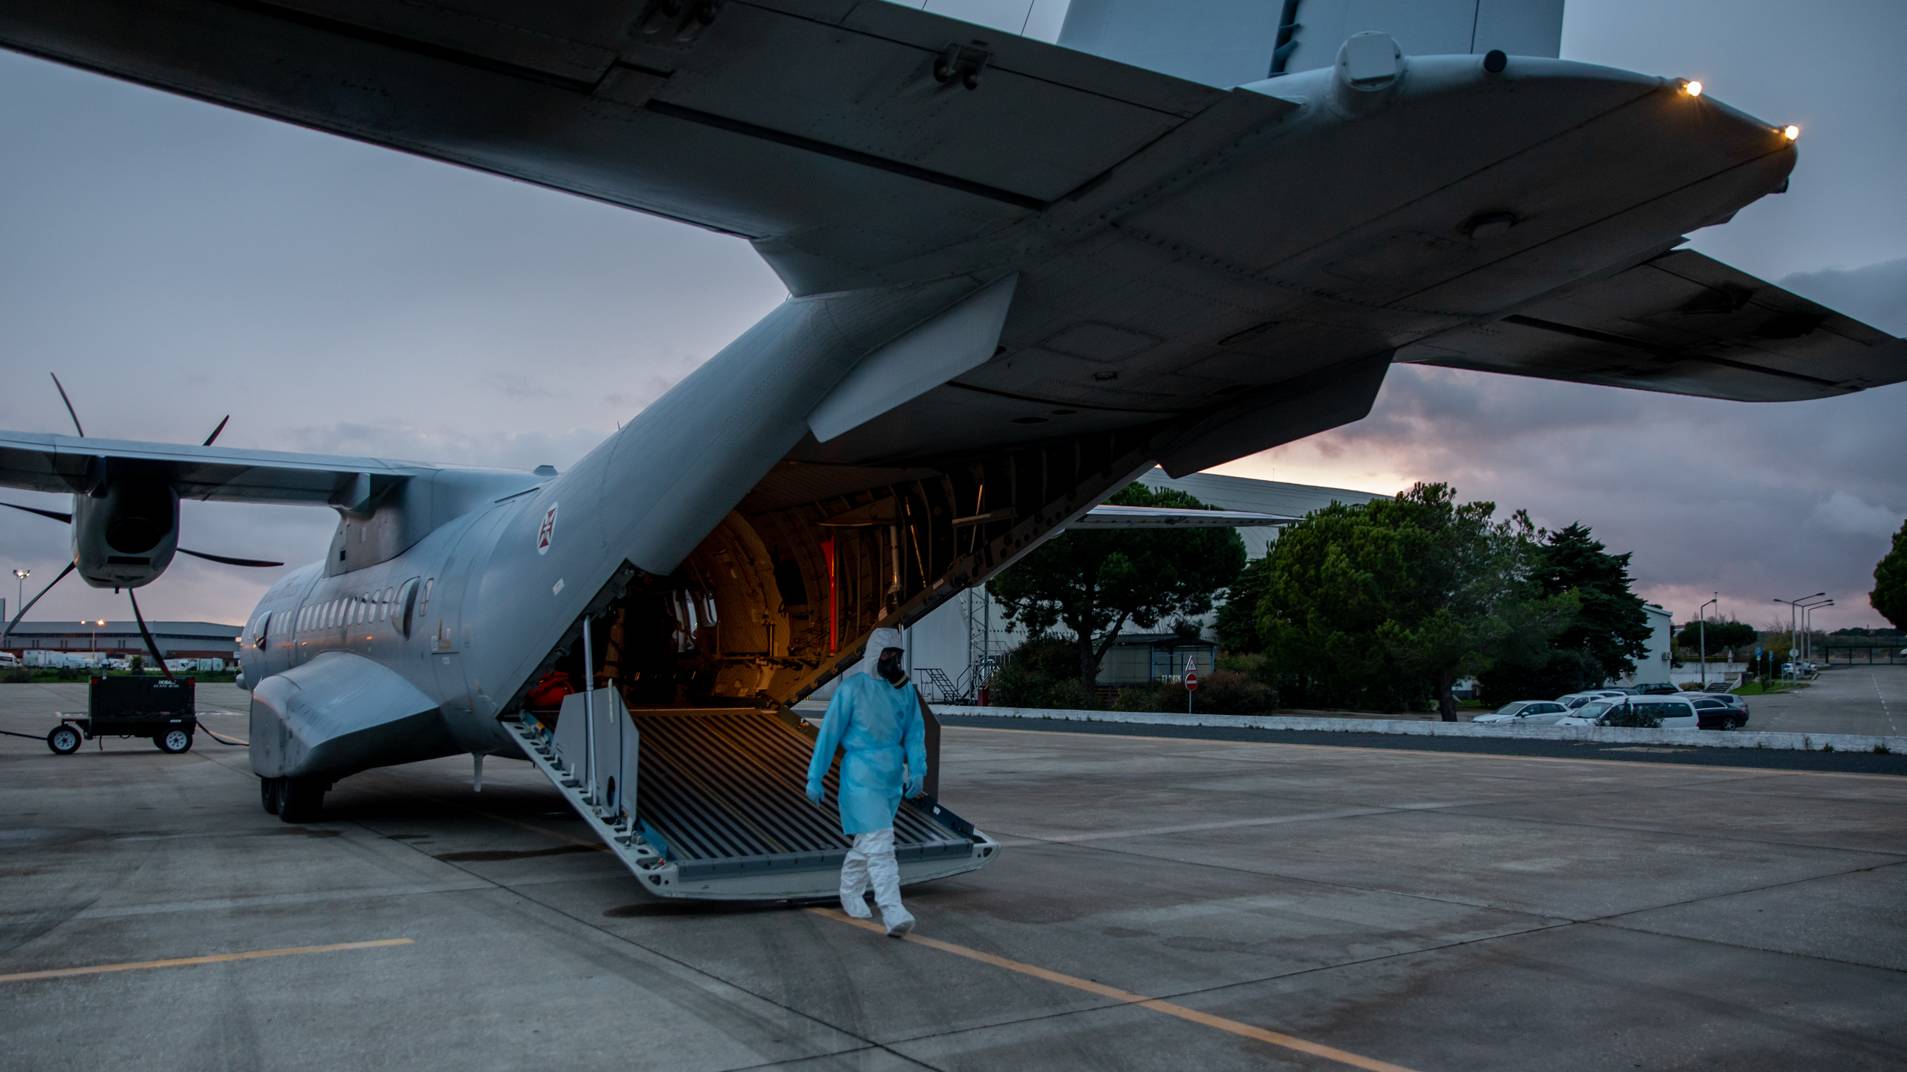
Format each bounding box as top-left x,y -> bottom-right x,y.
1,0 -> 1902,632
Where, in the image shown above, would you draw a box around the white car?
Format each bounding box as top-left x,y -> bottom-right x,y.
1473,700 -> 1572,725
1556,696 -> 1700,730
1555,690 -> 1629,710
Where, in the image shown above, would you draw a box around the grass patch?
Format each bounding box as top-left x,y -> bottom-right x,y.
1734,680 -> 1808,696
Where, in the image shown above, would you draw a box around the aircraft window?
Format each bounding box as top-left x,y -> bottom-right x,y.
394,578 -> 419,638
382,587 -> 396,622
420,578 -> 433,617
352,597 -> 364,625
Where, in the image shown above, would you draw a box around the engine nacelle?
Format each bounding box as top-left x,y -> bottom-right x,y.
72,479 -> 180,588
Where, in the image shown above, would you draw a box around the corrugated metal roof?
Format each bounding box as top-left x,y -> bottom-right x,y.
1137,468 -> 1386,516
4,621 -> 240,639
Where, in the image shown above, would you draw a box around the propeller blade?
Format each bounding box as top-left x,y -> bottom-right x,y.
128,588 -> 175,681
2,561 -> 75,649
1,501 -> 73,524
203,415 -> 230,446
178,547 -> 284,568
50,372 -> 85,437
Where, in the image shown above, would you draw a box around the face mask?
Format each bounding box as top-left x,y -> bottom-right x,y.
876,648 -> 905,684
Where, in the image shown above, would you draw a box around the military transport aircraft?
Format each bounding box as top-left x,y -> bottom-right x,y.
1,0 -> 1902,901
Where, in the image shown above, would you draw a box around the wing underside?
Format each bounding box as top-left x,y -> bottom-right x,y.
0,432 -> 433,507
1399,250 -> 1906,402
0,0 -> 1219,297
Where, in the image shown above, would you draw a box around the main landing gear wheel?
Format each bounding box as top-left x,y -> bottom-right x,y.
277,778 -> 326,824
46,725 -> 81,755
155,729 -> 194,754
260,776 -> 280,815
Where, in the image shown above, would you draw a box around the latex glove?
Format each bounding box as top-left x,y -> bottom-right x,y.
805,783 -> 824,806
902,771 -> 924,799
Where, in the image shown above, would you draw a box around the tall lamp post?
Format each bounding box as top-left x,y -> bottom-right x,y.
11,568 -> 27,619
1772,593 -> 1826,678
83,618 -> 105,664
1803,600 -> 1834,664
1697,593 -> 1718,690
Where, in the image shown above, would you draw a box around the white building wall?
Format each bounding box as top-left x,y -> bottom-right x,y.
1617,604 -> 1674,687
900,469 -> 1383,699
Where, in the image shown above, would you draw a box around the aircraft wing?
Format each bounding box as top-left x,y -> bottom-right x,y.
0,431 -> 438,508
1399,250 -> 1907,402
0,0 -> 1222,296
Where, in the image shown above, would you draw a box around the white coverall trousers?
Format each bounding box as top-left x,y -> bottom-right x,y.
840,828 -> 912,932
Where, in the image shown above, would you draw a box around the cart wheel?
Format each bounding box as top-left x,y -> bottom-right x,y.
260,777 -> 280,815
46,725 -> 82,755
278,779 -> 326,823
156,729 -> 194,754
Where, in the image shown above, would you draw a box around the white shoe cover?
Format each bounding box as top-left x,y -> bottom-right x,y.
883,910 -> 915,938
839,892 -> 872,919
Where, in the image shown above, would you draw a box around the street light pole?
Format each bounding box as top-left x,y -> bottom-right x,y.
1697,594 -> 1718,690
1803,600 -> 1834,663
1797,595 -> 1831,665
1772,593 -> 1826,679
11,568 -> 28,619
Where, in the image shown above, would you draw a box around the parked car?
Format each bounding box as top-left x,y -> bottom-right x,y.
1556,696 -> 1701,729
0,652 -> 19,669
1632,683 -> 1681,695
1693,692 -> 1750,728
1473,700 -> 1572,725
1556,690 -> 1630,710
1686,695 -> 1748,730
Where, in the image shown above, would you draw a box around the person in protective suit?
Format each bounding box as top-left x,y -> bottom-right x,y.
805,626 -> 927,937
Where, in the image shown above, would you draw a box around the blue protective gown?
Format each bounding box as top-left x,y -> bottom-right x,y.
806,672 -> 928,836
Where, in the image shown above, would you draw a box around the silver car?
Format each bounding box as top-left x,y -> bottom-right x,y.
1473,700 -> 1572,725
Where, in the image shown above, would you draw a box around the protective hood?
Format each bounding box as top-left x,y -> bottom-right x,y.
860,627 -> 905,680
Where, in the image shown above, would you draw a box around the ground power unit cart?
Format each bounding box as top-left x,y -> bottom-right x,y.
42,676 -> 198,755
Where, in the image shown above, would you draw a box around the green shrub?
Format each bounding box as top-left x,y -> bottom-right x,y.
1112,683 -> 1179,713
0,669 -> 28,685
987,637 -> 1100,710
1189,669 -> 1279,714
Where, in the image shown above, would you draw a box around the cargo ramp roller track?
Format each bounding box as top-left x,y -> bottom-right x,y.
504,694 -> 997,901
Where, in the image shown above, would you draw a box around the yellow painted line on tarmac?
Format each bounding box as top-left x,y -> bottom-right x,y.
0,937 -> 414,985
806,908 -> 1421,1072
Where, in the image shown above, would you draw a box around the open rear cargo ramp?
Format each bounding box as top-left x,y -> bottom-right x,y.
506,693 -> 997,901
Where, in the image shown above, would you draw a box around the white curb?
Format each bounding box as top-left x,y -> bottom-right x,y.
927,705 -> 1907,755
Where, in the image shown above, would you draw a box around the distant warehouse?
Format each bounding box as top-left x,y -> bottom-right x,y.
3,620 -> 240,661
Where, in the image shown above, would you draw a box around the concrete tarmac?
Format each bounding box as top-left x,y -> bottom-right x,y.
1,683 -> 1903,1071
1742,664 -> 1907,736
